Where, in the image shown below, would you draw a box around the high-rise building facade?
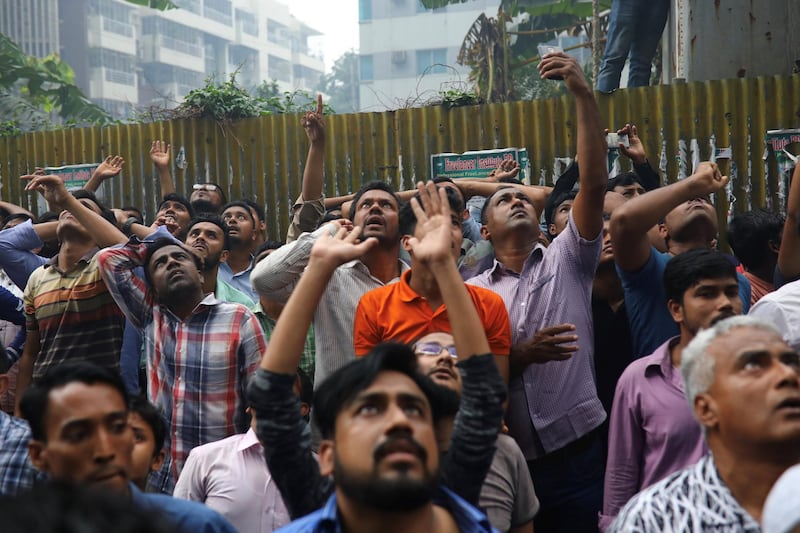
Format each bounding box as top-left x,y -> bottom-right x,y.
357,0 -> 495,111
9,0 -> 325,118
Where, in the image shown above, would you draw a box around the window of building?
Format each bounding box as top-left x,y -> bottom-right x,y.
235,8 -> 258,36
268,55 -> 291,82
359,0 -> 372,21
416,48 -> 447,75
360,54 -> 374,81
204,0 -> 232,26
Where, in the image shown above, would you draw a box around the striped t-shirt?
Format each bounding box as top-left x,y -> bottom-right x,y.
24,250 -> 124,380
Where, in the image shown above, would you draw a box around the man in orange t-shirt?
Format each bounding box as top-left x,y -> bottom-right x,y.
353,182 -> 510,383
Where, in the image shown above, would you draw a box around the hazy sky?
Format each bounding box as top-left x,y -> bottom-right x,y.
285,0 -> 360,72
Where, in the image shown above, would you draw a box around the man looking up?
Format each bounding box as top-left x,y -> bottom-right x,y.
252,181 -> 406,386
467,52 -> 608,532
185,214 -> 253,306
610,317 -> 800,530
354,181 -> 511,383
16,175 -> 126,408
220,201 -> 259,302
600,249 -> 741,529
98,236 -> 266,492
20,363 -> 235,532
250,221 -> 503,532
610,161 -> 751,358
414,331 -> 538,533
190,183 -> 226,215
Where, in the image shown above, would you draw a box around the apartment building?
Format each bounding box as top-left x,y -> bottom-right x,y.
357,0 -> 496,111
37,0 -> 324,117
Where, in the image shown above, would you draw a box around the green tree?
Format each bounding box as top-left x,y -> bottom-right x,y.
0,33 -> 111,132
317,51 -> 359,114
421,0 -> 610,102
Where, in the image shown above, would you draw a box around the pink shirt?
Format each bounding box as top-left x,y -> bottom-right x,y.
599,337 -> 707,531
173,428 -> 290,533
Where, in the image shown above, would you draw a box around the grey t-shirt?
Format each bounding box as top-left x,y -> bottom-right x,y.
479,433 -> 539,531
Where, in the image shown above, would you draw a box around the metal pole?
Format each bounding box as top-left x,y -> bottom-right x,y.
592,0 -> 600,87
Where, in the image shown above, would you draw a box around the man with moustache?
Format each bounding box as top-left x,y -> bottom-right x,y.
249,218 -> 502,532
252,181 -> 407,386
600,249 -> 741,529
610,316 -> 800,531
20,363 -> 235,531
184,214 -> 253,306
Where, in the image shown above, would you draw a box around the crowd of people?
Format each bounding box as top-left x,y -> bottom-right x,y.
0,51 -> 799,533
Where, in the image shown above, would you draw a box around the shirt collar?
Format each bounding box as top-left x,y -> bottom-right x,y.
397,269 -> 422,303
485,243 -> 545,278
236,428 -> 262,453
645,336 -> 681,378
45,247 -> 99,270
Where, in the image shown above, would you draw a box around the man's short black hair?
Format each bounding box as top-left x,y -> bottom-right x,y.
318,210 -> 343,228
242,199 -> 265,224
606,171 -> 645,192
663,249 -> 738,304
0,482 -> 176,533
143,237 -> 203,286
222,201 -> 256,224
348,181 -> 402,221
544,190 -> 578,227
187,214 -> 231,251
120,206 -> 144,224
73,189 -> 117,227
158,193 -> 195,220
398,186 -> 464,236
129,396 -> 166,456
727,208 -> 784,271
313,343 -> 446,440
20,363 -> 129,442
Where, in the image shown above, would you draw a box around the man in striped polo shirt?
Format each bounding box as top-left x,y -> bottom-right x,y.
15,174 -> 126,412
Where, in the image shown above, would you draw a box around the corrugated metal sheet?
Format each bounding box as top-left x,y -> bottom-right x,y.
1,74 -> 799,240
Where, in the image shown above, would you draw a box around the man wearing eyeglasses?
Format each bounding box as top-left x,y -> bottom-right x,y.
413,331 -> 538,533
353,182 -> 511,384
190,183 -> 227,215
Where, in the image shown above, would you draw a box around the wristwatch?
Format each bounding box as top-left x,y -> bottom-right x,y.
122,217 -> 139,236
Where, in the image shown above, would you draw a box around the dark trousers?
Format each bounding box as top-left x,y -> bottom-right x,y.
528,430 -> 604,533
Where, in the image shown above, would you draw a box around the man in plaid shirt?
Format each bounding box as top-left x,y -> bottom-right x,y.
0,357 -> 41,496
98,236 -> 266,493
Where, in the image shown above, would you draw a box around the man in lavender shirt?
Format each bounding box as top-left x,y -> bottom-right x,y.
599,249 -> 742,530
467,52 -> 608,532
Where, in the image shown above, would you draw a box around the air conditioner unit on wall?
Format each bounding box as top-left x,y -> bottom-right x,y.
391,51 -> 407,64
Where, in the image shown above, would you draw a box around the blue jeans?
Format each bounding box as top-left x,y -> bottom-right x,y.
596,0 -> 670,92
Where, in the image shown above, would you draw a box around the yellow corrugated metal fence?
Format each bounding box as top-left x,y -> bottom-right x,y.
1,74 -> 798,240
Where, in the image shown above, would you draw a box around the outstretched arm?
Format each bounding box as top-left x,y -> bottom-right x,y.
610,162 -> 728,272
287,97 -> 327,242
540,52 -> 607,239
23,174 -> 126,247
84,155 -> 125,193
150,141 -> 175,197
249,224 -> 377,518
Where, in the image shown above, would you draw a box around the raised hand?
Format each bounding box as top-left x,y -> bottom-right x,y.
151,214 -> 180,237
688,162 -> 729,197
301,94 -> 325,144
22,174 -> 71,210
93,155 -> 125,182
150,141 -> 171,170
310,223 -> 377,269
616,123 -> 646,165
404,181 -> 457,266
538,52 -> 591,95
